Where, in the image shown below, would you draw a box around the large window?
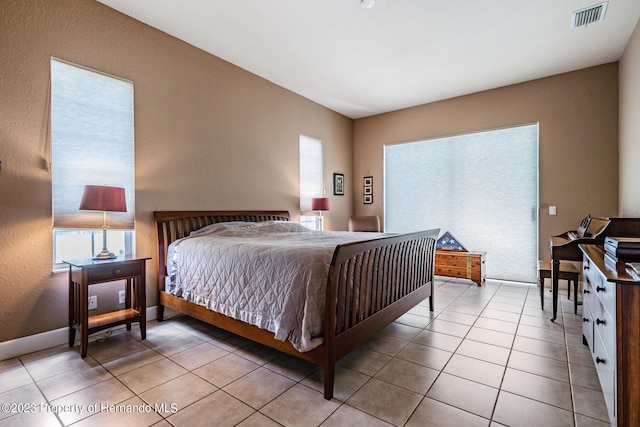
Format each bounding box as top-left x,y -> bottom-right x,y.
384,124 -> 538,282
50,59 -> 135,267
299,135 -> 324,230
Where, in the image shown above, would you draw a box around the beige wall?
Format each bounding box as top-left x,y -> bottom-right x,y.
353,64 -> 620,261
0,0 -> 353,342
620,19 -> 640,216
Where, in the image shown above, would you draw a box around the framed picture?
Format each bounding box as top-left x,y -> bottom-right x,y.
333,173 -> 344,195
363,176 -> 373,204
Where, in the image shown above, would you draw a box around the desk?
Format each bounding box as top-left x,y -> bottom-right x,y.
65,256 -> 149,358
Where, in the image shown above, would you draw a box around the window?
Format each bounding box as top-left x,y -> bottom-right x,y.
50,59 -> 135,267
384,124 -> 538,282
299,135 -> 324,230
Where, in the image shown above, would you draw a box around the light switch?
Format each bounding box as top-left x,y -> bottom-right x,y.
549,206 -> 557,215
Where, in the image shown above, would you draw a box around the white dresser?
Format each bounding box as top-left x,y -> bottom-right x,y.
580,244 -> 640,426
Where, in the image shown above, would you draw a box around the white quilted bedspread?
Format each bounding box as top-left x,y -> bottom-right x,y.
167,221 -> 381,352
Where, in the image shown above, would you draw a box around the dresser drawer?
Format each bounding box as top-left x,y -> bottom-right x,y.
86,262 -> 142,283
593,331 -> 616,423
435,265 -> 468,277
592,298 -> 616,358
582,270 -> 596,314
582,297 -> 594,351
592,266 -> 615,320
583,256 -> 595,286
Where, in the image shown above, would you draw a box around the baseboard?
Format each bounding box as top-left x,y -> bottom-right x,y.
0,306 -> 159,361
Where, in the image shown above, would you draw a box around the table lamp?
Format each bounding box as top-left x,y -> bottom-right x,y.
79,185 -> 127,260
311,197 -> 330,230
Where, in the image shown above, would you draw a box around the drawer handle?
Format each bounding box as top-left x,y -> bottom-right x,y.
596,318 -> 606,325
596,286 -> 606,292
584,265 -> 589,270
582,317 -> 590,323
596,357 -> 606,364
583,289 -> 590,294
113,269 -> 121,275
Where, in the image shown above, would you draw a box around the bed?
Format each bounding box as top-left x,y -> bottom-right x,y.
155,210 -> 438,399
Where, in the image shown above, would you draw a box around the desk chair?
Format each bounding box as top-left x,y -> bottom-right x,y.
348,215 -> 380,232
539,260 -> 581,314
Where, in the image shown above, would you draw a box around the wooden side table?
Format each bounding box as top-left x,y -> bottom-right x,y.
65,256 -> 150,358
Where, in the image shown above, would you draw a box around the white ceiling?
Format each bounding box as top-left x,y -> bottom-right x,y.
97,0 -> 640,119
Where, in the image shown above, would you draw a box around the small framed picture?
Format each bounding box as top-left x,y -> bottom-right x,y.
363,176 -> 373,204
333,173 -> 344,196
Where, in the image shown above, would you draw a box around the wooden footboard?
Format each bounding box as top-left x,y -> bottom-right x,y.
154,210 -> 438,400
322,229 -> 438,398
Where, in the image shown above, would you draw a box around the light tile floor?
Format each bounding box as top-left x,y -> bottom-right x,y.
0,278 -> 611,427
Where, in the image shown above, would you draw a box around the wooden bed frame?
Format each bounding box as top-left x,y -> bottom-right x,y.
154,210 -> 438,399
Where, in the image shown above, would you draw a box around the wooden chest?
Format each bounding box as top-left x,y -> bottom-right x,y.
435,250 -> 486,286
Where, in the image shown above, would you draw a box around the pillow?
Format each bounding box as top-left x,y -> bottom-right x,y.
189,221 -> 256,236
272,221 -> 311,232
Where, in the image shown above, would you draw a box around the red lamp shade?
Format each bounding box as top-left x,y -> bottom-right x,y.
79,185 -> 127,212
311,197 -> 330,211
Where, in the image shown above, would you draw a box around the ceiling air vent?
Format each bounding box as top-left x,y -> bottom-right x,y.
571,2 -> 608,28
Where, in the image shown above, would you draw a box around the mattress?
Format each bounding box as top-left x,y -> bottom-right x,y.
167,221 -> 383,351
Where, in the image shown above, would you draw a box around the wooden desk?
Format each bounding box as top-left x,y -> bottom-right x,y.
435,250 -> 486,286
65,256 -> 149,358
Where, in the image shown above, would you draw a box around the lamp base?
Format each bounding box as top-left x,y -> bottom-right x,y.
93,250 -> 117,260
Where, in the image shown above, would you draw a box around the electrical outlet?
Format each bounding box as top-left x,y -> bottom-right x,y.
88,296 -> 97,310
118,290 -> 126,304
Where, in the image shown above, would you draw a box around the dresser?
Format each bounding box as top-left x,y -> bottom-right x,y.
580,244 -> 640,426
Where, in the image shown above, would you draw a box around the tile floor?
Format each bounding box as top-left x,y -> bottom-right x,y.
0,278 -> 611,427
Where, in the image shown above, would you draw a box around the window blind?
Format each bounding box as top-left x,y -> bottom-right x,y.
384,124 -> 539,282
51,59 -> 135,230
299,135 -> 324,213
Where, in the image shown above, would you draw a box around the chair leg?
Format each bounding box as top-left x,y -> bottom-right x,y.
539,277 -> 544,310
574,279 -> 579,314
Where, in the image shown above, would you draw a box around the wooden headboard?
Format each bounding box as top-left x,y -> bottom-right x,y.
154,210 -> 290,284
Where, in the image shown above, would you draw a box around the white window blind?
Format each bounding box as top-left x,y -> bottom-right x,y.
51,59 -> 135,230
384,124 -> 539,283
299,135 -> 324,213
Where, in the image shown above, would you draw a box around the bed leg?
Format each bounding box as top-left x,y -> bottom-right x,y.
323,363 -> 335,400
157,305 -> 165,322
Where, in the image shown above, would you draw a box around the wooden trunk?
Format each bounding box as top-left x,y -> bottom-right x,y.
435,250 -> 486,286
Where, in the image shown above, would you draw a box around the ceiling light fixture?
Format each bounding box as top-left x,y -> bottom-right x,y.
361,0 -> 375,9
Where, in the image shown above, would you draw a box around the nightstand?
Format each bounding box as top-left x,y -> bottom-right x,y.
64,256 -> 150,358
